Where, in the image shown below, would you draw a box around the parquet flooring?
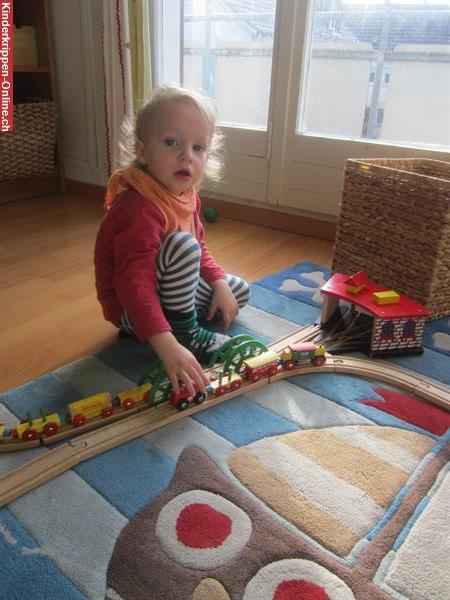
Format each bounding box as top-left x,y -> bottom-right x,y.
0,192 -> 333,391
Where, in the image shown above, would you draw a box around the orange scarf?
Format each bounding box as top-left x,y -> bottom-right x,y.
104,166 -> 196,235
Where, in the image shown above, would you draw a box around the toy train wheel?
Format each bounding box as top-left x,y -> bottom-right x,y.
101,406 -> 114,418
268,365 -> 278,376
216,385 -> 227,396
22,428 -> 38,441
249,373 -> 260,383
43,422 -> 59,437
230,379 -> 242,390
284,360 -> 295,370
194,392 -> 206,404
73,414 -> 86,428
122,398 -> 134,410
313,357 -> 326,367
178,400 -> 189,411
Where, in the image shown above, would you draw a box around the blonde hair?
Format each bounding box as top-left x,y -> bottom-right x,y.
119,84 -> 224,184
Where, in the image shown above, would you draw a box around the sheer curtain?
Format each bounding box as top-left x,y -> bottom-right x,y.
128,0 -> 152,114
102,0 -> 133,176
102,1 -> 152,177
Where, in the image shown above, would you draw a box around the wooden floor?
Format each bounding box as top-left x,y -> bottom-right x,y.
1,192 -> 333,391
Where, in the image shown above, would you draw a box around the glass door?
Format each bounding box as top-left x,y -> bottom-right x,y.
272,0 -> 450,218
152,0 -> 279,203
152,0 -> 450,216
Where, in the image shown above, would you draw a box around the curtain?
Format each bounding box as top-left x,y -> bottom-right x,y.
128,0 -> 152,114
102,0 -> 134,176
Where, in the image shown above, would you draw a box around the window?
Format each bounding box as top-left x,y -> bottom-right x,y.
380,321 -> 394,339
403,319 -> 416,338
156,0 -> 277,129
298,0 -> 450,149
152,1 -> 450,212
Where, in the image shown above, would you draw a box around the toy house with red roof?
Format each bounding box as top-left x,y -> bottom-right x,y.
320,271 -> 429,356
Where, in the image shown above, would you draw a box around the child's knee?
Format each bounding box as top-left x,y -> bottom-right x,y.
159,232 -> 201,265
163,231 -> 197,246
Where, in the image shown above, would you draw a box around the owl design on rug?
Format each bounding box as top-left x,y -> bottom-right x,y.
106,424 -> 447,600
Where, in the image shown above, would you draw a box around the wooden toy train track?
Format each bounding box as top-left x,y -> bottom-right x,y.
1,324 -> 449,507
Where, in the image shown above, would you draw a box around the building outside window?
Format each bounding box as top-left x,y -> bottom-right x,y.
300,0 -> 450,148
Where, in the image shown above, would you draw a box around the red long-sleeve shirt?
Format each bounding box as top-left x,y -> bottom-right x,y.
94,188 -> 225,341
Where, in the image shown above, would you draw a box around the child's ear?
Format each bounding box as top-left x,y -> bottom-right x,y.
135,140 -> 146,164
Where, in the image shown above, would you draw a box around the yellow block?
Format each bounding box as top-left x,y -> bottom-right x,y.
346,284 -> 365,294
373,290 -> 400,305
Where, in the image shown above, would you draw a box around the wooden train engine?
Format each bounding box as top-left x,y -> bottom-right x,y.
279,341 -> 326,369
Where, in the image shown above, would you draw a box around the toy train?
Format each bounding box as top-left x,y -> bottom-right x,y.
0,341 -> 325,449
0,384 -> 151,443
208,341 -> 325,391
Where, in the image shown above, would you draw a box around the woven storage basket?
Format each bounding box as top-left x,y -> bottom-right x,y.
332,158 -> 450,320
0,98 -> 57,181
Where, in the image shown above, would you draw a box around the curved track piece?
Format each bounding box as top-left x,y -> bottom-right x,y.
1,324 -> 448,507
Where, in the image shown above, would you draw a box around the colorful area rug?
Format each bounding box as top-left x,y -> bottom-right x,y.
1,262 -> 450,600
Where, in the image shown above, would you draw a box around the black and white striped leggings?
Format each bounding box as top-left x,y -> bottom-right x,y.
120,231 -> 250,333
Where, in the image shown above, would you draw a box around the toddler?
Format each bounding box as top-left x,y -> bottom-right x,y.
94,84 -> 250,396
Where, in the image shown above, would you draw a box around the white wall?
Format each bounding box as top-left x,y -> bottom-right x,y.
383,58 -> 450,147
303,56 -> 371,137
184,54 -> 272,127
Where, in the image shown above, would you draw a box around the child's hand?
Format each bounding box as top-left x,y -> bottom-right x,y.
149,332 -> 209,396
207,279 -> 239,330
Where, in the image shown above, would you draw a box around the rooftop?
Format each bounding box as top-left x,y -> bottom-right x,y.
321,272 -> 430,319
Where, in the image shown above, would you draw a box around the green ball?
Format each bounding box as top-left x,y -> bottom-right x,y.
203,207 -> 219,222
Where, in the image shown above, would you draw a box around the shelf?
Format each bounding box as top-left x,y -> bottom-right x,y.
14,66 -> 50,73
6,0 -> 63,201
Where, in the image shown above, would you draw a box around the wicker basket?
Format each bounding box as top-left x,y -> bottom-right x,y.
332,158 -> 450,320
0,98 -> 57,181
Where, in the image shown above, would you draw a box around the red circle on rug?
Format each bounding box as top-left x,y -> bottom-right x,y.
274,580 -> 331,600
176,503 -> 232,549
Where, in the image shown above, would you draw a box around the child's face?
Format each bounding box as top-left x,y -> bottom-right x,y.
137,100 -> 212,195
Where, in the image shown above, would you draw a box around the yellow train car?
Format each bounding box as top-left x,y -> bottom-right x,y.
68,392 -> 113,427
242,349 -> 280,382
15,413 -> 61,441
117,383 -> 151,410
279,342 -> 326,369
